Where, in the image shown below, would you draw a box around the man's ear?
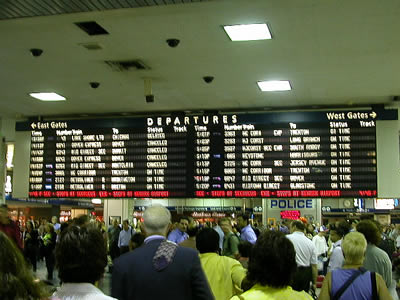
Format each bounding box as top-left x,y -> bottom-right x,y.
166,222 -> 172,234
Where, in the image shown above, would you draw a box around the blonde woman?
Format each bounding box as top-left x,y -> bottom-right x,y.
319,231 -> 392,300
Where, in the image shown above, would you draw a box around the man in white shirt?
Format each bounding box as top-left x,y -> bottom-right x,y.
286,220 -> 318,292
327,220 -> 351,273
313,227 -> 328,257
118,219 -> 135,255
312,227 -> 328,274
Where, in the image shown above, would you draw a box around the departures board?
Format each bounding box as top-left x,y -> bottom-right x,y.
20,109 -> 397,198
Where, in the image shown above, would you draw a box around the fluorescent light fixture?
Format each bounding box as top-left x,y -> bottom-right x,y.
257,80 -> 292,91
29,92 -> 66,101
223,23 -> 272,41
6,144 -> 14,168
91,198 -> 102,204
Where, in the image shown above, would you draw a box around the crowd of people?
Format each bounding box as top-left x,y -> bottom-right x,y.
2,202 -> 400,300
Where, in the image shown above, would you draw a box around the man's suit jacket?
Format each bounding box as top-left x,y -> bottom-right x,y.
111,237 -> 214,300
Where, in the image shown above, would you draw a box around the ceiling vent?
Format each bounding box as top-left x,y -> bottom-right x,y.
79,42 -> 103,50
75,21 -> 109,36
105,60 -> 150,72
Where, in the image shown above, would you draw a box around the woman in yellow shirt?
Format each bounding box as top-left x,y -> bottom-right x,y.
231,230 -> 312,300
197,228 -> 247,300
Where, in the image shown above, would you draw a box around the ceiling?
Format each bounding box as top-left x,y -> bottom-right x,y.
0,0 -> 400,119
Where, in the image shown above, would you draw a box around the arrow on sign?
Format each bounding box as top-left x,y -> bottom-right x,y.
369,111 -> 377,119
31,123 -> 37,129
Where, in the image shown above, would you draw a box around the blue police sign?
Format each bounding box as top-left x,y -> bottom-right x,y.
269,199 -> 314,209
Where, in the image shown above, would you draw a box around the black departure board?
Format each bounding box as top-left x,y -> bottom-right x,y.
22,110 -> 397,198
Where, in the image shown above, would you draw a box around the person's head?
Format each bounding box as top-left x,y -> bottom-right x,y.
186,218 -> 199,237
238,241 -> 253,258
73,214 -> 90,227
247,230 -> 296,288
341,231 -> 367,265
0,204 -> 9,224
60,222 -> 69,233
356,220 -> 381,245
196,228 -> 220,254
219,217 -> 232,235
306,223 -> 315,233
45,223 -> 54,234
0,232 -> 47,299
329,220 -> 351,243
26,220 -> 34,232
177,216 -> 189,233
55,224 -> 107,284
371,220 -> 383,234
393,257 -> 400,277
350,219 -> 359,229
129,232 -> 145,251
142,205 -> 171,236
122,219 -> 130,231
290,220 -> 305,233
318,226 -> 327,236
51,216 -> 58,224
237,214 -> 250,229
112,218 -> 119,227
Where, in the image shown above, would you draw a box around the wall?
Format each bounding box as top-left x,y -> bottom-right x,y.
0,133 -> 5,204
104,199 -> 131,227
104,198 -> 262,226
12,131 -> 30,198
264,198 -> 321,224
377,119 -> 400,197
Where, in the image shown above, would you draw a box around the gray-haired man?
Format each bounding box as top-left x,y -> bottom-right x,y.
112,205 -> 214,300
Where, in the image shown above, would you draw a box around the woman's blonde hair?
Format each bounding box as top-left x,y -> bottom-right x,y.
341,231 -> 367,265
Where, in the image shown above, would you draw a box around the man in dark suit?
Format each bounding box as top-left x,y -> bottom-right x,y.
111,205 -> 214,300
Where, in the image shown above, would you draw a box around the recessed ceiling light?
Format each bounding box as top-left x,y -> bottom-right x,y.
223,23 -> 272,41
257,80 -> 292,91
29,92 -> 66,101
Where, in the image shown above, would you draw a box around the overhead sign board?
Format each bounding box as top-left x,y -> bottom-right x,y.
17,109 -> 397,198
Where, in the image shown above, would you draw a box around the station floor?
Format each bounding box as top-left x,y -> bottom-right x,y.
35,259 -> 320,298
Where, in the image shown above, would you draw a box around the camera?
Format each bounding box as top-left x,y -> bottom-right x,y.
203,76 -> 214,84
90,82 -> 100,89
30,48 -> 43,57
146,95 -> 154,103
166,39 -> 180,48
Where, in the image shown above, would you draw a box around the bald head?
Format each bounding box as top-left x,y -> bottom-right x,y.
143,205 -> 171,236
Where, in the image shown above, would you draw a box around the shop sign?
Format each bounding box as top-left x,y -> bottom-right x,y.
134,206 -> 242,212
60,210 -> 71,216
191,212 -> 226,218
280,210 -> 300,220
325,208 -> 375,213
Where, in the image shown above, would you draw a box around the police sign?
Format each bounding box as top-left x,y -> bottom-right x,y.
269,199 -> 315,210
